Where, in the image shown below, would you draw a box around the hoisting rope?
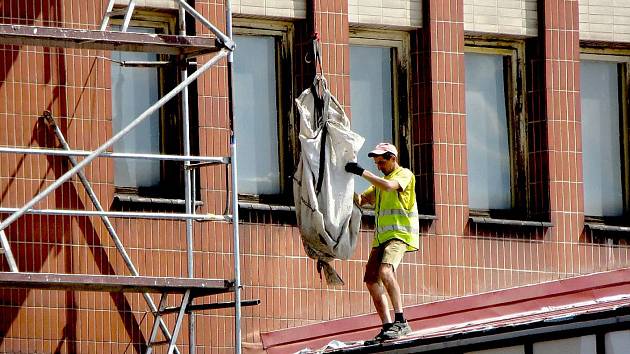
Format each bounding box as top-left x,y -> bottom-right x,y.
310,34 -> 331,196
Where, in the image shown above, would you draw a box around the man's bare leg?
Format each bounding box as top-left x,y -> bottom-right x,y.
366,281 -> 392,324
379,264 -> 402,313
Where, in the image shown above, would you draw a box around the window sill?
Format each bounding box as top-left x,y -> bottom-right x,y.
469,216 -> 553,228
585,222 -> 630,233
114,194 -> 203,208
238,201 -> 294,212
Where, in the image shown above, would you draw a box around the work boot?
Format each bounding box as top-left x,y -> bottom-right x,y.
365,323 -> 393,344
381,320 -> 411,340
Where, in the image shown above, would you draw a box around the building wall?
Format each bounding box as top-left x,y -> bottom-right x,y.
580,0 -> 630,42
464,0 -> 538,36
1,0 -> 630,353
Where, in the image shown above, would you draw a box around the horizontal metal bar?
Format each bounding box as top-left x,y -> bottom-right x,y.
0,24 -> 219,56
0,272 -> 232,295
159,299 -> 261,315
105,9 -> 129,18
149,340 -> 171,346
0,146 -> 229,164
186,159 -> 232,169
0,207 -> 229,222
118,60 -> 171,67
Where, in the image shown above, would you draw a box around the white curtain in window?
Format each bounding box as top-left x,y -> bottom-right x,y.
465,52 -> 511,210
580,60 -> 623,217
112,27 -> 160,188
233,35 -> 280,195
350,45 -> 393,192
606,330 -> 630,353
533,336 -> 596,354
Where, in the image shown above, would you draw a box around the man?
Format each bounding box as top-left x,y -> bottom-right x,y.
345,142 -> 419,341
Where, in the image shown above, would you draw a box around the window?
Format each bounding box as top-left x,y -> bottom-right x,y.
465,38 -> 527,218
606,330 -> 630,353
533,336 -> 596,354
232,20 -> 294,204
111,13 -> 191,201
580,54 -> 630,222
349,29 -> 411,193
112,26 -> 161,189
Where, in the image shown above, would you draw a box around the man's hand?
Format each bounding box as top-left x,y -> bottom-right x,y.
345,162 -> 365,176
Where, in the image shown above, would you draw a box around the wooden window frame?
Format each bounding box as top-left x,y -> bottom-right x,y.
580,50 -> 630,225
348,28 -> 413,171
233,19 -> 295,206
465,36 -> 529,220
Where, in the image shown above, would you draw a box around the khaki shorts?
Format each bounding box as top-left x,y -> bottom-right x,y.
364,239 -> 407,284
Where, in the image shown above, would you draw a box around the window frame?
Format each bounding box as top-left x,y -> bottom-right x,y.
110,10 -> 196,203
580,49 -> 630,224
232,18 -> 295,205
464,37 -> 529,219
348,28 -> 413,173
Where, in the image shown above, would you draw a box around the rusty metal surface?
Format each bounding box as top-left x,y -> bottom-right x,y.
0,24 -> 219,56
0,272 -> 232,294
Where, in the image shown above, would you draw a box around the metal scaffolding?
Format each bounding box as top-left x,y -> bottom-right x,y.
0,1 -> 247,353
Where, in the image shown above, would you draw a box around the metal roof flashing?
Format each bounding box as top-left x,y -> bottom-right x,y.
261,268 -> 630,354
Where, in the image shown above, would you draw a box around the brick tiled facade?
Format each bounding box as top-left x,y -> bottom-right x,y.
1,0 -> 630,353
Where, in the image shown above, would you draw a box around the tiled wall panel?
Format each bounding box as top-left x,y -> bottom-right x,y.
231,0 -> 307,19
579,0 -> 630,42
464,0 -> 538,36
348,0 -> 422,28
541,0 -> 585,277
3,0 -> 630,353
114,0 -> 179,9
230,0 -> 423,28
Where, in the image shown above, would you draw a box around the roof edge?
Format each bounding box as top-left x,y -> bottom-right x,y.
261,267 -> 630,351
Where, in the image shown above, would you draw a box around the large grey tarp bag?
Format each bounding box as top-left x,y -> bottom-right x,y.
293,77 -> 364,286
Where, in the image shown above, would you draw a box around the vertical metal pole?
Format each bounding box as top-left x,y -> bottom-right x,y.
178,2 -> 196,353
225,1 -> 241,353
121,0 -> 137,32
231,136 -> 242,354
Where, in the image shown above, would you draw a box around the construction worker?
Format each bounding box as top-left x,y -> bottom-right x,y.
345,142 -> 419,341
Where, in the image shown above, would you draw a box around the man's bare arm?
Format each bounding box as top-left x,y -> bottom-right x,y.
362,170 -> 401,192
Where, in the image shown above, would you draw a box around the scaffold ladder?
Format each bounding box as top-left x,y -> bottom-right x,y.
101,0 -> 137,32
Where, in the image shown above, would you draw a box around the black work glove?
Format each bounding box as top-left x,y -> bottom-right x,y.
345,162 -> 365,176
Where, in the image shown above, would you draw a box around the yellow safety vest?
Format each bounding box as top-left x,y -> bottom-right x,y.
372,166 -> 419,251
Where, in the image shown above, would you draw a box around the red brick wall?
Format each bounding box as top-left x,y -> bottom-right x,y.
1,0 -> 630,353
542,0 -> 587,275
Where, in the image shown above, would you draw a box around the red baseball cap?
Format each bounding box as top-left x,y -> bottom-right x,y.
368,142 -> 398,157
